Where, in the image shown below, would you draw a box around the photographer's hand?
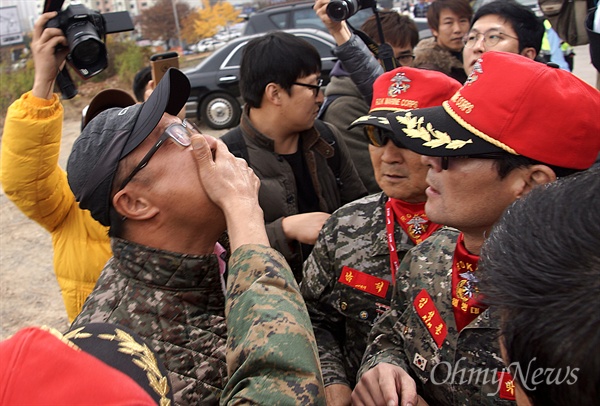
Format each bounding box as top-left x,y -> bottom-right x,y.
314,0 -> 352,45
31,12 -> 68,100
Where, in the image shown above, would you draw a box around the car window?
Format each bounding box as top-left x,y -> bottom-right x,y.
222,42 -> 248,68
269,12 -> 289,29
297,34 -> 336,60
293,9 -> 326,30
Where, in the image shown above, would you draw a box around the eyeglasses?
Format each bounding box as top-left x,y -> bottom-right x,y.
292,78 -> 323,97
440,153 -> 509,170
118,119 -> 200,191
364,125 -> 405,148
462,30 -> 519,48
396,53 -> 416,66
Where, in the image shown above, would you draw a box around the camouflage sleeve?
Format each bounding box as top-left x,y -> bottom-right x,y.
221,244 -> 326,406
357,252 -> 413,379
301,221 -> 349,387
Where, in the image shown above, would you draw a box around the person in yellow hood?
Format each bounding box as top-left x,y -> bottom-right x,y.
0,12 -> 134,321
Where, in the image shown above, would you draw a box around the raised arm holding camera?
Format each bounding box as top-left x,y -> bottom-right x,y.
0,12 -> 113,322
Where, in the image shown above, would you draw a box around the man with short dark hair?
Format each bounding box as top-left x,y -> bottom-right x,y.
462,0 -> 545,75
132,66 -> 152,102
354,51 -> 600,406
221,31 -> 366,281
480,167 -> 600,406
413,0 -> 473,83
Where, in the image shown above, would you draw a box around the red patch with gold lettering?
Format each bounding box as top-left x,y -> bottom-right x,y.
413,289 -> 447,348
338,266 -> 390,298
497,372 -> 516,400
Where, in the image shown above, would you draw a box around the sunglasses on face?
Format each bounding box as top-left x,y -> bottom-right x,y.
363,125 -> 405,148
118,119 -> 200,191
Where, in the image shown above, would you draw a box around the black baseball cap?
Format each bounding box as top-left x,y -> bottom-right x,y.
67,68 -> 190,226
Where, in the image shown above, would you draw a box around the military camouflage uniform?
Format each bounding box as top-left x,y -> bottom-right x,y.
222,244 -> 326,405
71,238 -> 228,405
359,228 -> 515,405
301,192 -> 415,388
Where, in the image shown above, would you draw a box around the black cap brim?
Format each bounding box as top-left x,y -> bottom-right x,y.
348,110 -> 394,131
386,105 -> 506,157
121,68 -> 190,159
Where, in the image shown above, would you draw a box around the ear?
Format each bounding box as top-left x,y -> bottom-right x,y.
519,47 -> 537,61
515,164 -> 556,199
264,82 -> 282,106
431,27 -> 439,39
112,188 -> 160,221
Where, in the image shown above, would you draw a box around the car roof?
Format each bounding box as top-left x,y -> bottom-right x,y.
183,28 -> 336,74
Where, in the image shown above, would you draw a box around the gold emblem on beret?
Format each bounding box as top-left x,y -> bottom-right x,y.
396,112 -> 473,149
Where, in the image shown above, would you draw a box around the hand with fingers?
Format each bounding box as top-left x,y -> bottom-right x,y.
313,0 -> 352,45
352,363 -> 419,406
191,134 -> 268,250
31,12 -> 69,99
281,212 -> 331,245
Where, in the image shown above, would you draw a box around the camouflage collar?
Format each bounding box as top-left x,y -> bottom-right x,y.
110,238 -> 223,290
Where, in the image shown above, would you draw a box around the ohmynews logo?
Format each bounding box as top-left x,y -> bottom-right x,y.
429,357 -> 579,396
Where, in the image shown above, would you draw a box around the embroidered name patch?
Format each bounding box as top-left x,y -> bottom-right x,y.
338,266 -> 390,298
413,289 -> 448,348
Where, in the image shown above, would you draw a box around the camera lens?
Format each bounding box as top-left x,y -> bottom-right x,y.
65,20 -> 108,76
326,0 -> 360,21
326,1 -> 351,21
72,38 -> 102,65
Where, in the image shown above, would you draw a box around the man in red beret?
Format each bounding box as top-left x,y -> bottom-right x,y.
353,51 -> 600,406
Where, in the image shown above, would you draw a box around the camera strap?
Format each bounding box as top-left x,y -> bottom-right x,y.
346,20 -> 398,72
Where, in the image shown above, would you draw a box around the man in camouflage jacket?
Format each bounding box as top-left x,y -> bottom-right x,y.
301,67 -> 461,405
68,69 -> 326,405
354,52 -> 600,405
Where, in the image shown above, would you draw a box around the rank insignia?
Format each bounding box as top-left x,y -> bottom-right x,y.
388,72 -> 411,96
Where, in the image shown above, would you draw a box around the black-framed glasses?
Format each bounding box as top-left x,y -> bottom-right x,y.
440,153 -> 509,170
292,78 -> 323,97
396,53 -> 416,66
118,119 -> 199,191
462,30 -> 519,48
363,125 -> 405,148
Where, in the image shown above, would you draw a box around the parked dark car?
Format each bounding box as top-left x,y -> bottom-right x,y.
183,29 -> 338,130
242,1 -> 374,36
243,1 -> 431,43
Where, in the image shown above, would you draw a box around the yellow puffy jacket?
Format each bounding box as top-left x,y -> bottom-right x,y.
1,91 -> 111,322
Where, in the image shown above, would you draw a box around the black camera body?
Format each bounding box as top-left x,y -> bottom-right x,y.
46,4 -> 133,79
326,0 -> 377,21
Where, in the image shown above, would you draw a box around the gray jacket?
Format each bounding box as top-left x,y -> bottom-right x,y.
332,33 -> 384,105
322,73 -> 379,194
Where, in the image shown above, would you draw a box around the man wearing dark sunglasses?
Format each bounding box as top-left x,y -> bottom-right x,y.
355,52 -> 600,406
301,66 -> 461,406
65,68 -> 327,405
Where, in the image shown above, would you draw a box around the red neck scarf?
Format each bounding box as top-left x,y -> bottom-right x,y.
451,233 -> 487,332
385,198 -> 442,281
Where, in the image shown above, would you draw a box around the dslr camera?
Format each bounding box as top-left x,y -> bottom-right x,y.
326,0 -> 376,21
46,4 -> 133,79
